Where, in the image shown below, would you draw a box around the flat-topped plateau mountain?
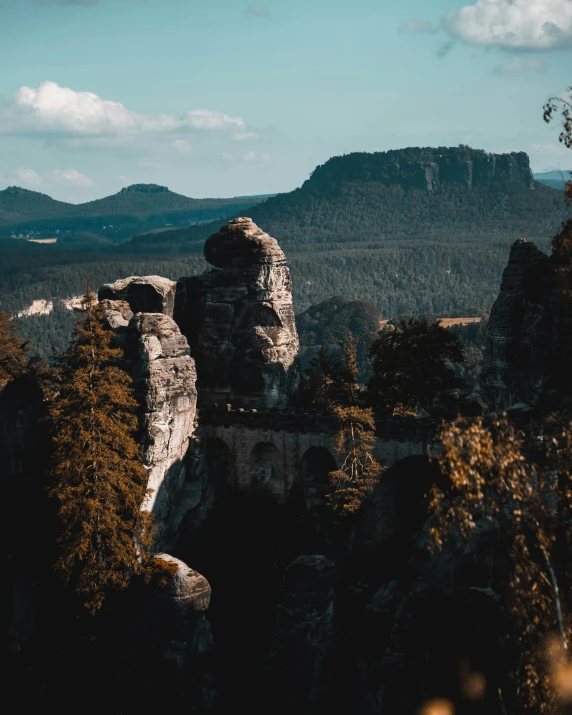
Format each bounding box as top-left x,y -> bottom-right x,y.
121,147 -> 568,253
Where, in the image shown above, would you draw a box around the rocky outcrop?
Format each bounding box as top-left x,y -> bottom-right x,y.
265,555 -> 337,714
124,554 -> 215,711
306,147 -> 535,193
99,275 -> 177,318
175,217 -> 300,408
99,291 -> 198,545
125,313 -> 197,542
481,233 -> 572,413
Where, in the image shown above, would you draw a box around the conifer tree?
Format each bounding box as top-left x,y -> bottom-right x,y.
327,335 -> 382,514
367,317 -> 466,415
48,288 -> 154,613
302,345 -> 336,409
0,310 -> 29,389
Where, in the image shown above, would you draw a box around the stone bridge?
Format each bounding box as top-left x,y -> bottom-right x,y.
198,404 -> 440,506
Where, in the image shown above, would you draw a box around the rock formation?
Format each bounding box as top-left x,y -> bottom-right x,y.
482,232 -> 572,413
307,147 -> 535,193
124,554 -> 214,711
99,282 -> 198,545
175,217 -> 300,408
99,275 -> 177,318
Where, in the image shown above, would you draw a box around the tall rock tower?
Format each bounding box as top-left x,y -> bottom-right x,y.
175,217 -> 301,408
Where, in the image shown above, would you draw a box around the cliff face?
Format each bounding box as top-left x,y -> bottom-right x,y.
175,217 -> 300,408
482,226 -> 572,412
306,147 -> 534,193
98,281 -> 198,545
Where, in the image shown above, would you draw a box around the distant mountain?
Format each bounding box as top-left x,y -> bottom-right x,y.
0,183 -> 270,239
120,147 -> 569,253
0,186 -> 73,225
533,170 -> 571,191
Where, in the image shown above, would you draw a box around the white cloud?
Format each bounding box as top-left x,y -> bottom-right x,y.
243,151 -> 270,162
222,151 -> 271,163
53,168 -> 94,187
183,109 -> 245,131
15,167 -> 43,186
398,19 -> 438,34
492,56 -> 548,73
0,81 -> 249,142
245,5 -> 270,16
234,131 -> 264,141
444,0 -> 572,50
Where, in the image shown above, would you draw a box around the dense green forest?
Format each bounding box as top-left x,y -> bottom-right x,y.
2,148 -> 568,358
0,236 -> 552,359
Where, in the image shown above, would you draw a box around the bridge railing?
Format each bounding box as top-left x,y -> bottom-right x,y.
197,402 -> 440,441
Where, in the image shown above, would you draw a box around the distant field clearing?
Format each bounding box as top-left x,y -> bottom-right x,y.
379,317 -> 481,331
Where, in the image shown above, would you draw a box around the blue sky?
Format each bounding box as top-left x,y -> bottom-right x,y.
0,0 -> 570,201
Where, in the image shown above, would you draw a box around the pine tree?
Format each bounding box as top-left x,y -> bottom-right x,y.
367,317 -> 466,415
48,288 -> 154,614
302,345 -> 337,409
0,310 -> 29,389
327,335 -> 382,514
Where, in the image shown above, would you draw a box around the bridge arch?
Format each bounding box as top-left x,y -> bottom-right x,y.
300,446 -> 337,507
205,437 -> 236,495
249,442 -> 285,500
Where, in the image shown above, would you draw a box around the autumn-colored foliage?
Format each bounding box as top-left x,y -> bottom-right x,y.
430,416 -> 572,712
48,288 -> 154,613
326,336 -> 383,514
0,310 -> 29,388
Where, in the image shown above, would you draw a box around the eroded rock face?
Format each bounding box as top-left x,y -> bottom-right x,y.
306,148 -> 534,193
125,313 -> 197,542
124,554 -> 215,711
99,291 -> 198,545
175,217 -> 300,408
99,275 -> 177,318
481,235 -> 572,413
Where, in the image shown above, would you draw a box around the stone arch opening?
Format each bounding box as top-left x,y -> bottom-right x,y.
205,437 -> 236,496
300,446 -> 337,505
249,442 -> 285,501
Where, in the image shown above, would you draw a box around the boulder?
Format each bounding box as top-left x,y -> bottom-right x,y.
124,554 -> 214,711
99,275 -> 177,317
175,217 -> 300,408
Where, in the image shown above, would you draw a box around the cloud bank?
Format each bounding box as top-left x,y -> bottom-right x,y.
0,81 -> 248,141
444,0 -> 572,50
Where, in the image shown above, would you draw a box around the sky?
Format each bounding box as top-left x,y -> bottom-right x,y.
0,0 -> 570,202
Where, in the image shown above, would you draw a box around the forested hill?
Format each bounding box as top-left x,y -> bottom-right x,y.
119,147 -> 569,254
0,186 -> 73,225
0,183 -> 269,238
